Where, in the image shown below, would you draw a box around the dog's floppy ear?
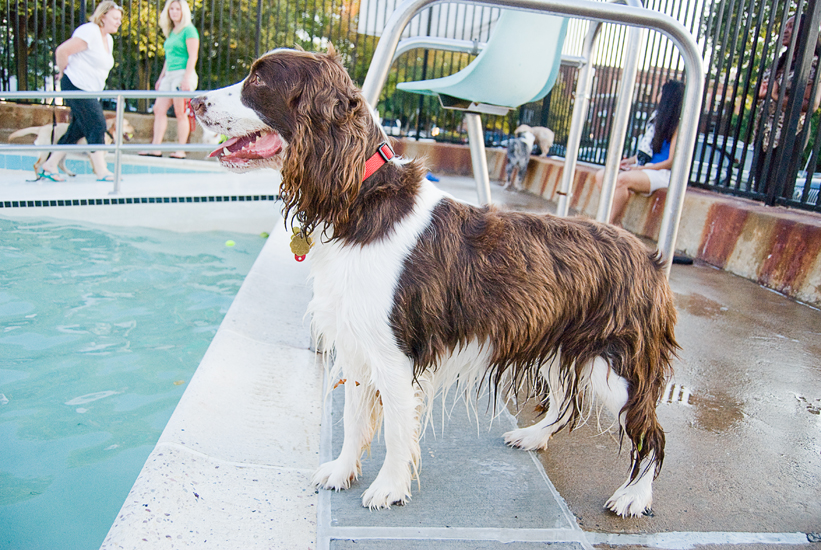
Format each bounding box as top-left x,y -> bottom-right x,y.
280,52 -> 371,237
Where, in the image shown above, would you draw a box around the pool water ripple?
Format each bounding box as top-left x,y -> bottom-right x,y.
0,216 -> 266,550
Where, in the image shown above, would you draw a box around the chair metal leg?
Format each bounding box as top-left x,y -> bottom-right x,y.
465,112 -> 492,205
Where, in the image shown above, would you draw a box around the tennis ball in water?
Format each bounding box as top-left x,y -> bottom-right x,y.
225,240 -> 236,247
260,232 -> 269,238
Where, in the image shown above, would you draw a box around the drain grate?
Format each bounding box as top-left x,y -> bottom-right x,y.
661,382 -> 691,406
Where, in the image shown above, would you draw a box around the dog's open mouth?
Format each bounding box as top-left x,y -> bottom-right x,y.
209,129 -> 283,170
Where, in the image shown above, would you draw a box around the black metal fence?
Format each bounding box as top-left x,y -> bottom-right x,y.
2,0 -> 819,211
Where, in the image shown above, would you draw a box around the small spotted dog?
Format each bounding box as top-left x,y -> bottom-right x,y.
504,129 -> 535,190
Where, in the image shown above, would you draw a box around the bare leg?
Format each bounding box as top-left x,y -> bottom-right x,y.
89,151 -> 112,178
145,97 -> 172,156
609,170 -> 652,226
40,152 -> 68,180
171,97 -> 189,158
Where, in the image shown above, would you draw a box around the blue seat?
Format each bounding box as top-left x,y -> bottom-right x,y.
397,10 -> 569,202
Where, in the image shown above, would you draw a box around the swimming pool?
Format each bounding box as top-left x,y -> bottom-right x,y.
0,217 -> 267,550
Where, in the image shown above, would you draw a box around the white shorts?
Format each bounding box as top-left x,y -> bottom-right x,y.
158,69 -> 198,92
644,168 -> 671,194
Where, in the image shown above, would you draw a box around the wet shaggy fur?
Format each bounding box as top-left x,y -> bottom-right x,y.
191,47 -> 679,517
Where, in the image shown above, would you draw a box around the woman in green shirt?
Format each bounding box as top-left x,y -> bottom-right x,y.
140,0 -> 199,159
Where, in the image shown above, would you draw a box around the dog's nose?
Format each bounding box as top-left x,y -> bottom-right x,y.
190,97 -> 207,116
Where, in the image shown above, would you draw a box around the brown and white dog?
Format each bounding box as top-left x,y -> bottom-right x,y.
8,116 -> 135,178
191,48 -> 678,517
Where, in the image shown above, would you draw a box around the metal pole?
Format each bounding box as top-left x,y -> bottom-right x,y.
556,22 -> 600,217
112,93 -> 125,194
465,112 -> 493,204
597,25 -> 644,223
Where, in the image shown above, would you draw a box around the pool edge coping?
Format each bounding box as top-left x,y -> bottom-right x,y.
99,221 -> 323,549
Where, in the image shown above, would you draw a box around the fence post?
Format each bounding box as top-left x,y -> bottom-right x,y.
766,0 -> 821,205
255,0 -> 263,58
112,94 -> 125,195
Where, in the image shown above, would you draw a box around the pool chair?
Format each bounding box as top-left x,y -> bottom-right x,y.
396,10 -> 569,204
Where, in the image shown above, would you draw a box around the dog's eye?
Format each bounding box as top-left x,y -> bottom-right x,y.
249,73 -> 262,86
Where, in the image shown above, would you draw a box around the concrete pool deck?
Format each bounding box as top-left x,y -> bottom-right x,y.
2,159 -> 818,549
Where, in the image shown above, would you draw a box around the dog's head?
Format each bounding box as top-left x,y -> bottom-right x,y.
104,116 -> 135,142
192,47 -> 376,234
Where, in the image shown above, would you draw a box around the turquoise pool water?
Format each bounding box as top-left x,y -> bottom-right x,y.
0,217 -> 266,550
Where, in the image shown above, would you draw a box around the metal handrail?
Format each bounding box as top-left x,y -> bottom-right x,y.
362,0 -> 705,277
0,90 -> 219,194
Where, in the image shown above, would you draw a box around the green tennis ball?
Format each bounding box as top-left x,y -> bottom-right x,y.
225,240 -> 235,247
260,232 -> 269,238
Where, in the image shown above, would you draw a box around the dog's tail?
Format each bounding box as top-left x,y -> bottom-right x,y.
8,127 -> 41,142
619,251 -> 679,482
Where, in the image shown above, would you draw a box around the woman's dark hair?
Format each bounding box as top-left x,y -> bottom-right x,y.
775,14 -> 821,74
652,80 -> 685,154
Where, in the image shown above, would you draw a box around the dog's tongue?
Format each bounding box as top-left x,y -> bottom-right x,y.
209,130 -> 282,160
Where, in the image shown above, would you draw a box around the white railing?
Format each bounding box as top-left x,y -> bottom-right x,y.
0,90 -> 217,195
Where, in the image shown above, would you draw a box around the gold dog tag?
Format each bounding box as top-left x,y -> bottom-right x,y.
290,227 -> 313,261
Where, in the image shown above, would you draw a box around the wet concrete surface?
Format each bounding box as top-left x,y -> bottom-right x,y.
437,175 -> 821,548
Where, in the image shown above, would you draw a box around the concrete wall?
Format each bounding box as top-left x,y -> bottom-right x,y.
394,139 -> 821,308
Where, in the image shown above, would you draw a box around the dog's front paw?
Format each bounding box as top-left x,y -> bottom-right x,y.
605,480 -> 653,518
503,426 -> 551,451
311,459 -> 360,491
360,472 -> 411,509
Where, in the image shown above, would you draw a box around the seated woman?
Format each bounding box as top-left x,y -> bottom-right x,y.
593,79 -> 685,225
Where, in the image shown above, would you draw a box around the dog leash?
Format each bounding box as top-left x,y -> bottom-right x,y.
289,142 -> 396,262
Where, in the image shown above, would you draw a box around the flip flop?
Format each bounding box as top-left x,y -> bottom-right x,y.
97,174 -> 115,182
138,151 -> 162,157
169,154 -> 187,159
37,170 -> 65,182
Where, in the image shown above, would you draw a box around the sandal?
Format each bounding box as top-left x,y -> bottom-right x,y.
138,151 -> 162,157
169,153 -> 187,159
97,174 -> 115,182
37,170 -> 65,182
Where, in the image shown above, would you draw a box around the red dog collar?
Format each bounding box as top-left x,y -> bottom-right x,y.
362,142 -> 395,181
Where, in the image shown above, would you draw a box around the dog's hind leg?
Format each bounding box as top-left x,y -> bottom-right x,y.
312,356 -> 382,491
514,162 -> 527,191
503,358 -> 575,450
504,165 -> 515,189
360,355 -> 421,509
588,356 -> 658,518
